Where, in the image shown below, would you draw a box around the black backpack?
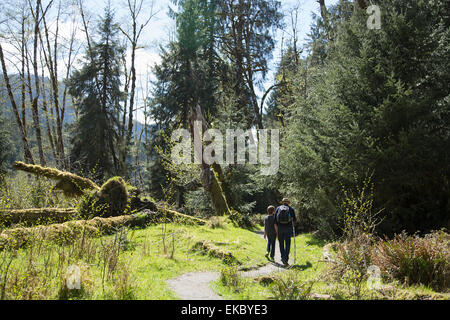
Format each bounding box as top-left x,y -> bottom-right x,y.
278,205 -> 292,224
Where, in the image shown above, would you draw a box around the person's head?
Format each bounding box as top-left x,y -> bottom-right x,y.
267,205 -> 275,215
281,197 -> 291,206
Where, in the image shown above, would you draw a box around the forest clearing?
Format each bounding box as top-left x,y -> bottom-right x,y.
0,0 -> 449,302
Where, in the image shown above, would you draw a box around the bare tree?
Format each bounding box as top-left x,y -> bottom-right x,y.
118,0 -> 157,177
0,43 -> 35,163
38,0 -> 77,168
28,0 -> 53,166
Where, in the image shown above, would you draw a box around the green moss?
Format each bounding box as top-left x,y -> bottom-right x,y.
0,208 -> 78,227
76,177 -> 129,218
13,161 -> 99,197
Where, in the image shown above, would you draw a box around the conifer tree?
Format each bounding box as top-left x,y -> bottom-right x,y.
280,0 -> 450,236
68,5 -> 125,181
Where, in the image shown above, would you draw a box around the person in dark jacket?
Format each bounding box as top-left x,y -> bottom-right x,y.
264,205 -> 277,261
274,198 -> 296,267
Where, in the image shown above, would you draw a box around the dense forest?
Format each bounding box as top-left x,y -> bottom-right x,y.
0,0 -> 449,302
0,0 -> 449,240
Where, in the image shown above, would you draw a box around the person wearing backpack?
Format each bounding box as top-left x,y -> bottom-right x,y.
274,198 -> 296,267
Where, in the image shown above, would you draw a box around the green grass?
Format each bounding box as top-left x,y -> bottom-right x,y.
0,218 -> 268,300
1,219 -> 448,300
102,220 -> 268,299
212,232 -> 327,300
212,232 -> 450,300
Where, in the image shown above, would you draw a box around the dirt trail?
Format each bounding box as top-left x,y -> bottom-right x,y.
166,231 -> 293,300
166,271 -> 223,300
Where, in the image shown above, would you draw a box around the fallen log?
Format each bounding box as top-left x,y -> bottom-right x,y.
157,207 -> 207,225
190,239 -> 240,265
13,161 -> 99,197
0,208 -> 78,227
0,205 -> 204,229
0,208 -> 207,251
12,162 -> 156,218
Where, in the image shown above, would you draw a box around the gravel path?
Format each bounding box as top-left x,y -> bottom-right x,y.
166,271 -> 223,300
166,231 -> 293,300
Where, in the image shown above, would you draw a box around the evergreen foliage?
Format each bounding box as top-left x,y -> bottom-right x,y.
276,0 -> 450,237
68,6 -> 125,181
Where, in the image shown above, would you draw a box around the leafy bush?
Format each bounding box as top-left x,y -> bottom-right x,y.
372,231 -> 450,291
247,214 -> 265,227
0,173 -> 75,210
340,174 -> 381,240
269,271 -> 314,300
329,232 -> 374,299
220,264 -> 243,293
207,216 -> 226,229
184,189 -> 214,217
327,176 -> 379,298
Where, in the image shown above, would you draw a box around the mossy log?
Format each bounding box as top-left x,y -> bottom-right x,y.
77,177 -> 130,218
13,162 -> 156,217
13,161 -> 99,196
0,211 -> 153,251
0,209 -> 207,251
157,207 -> 207,225
0,208 -> 78,227
0,206 -> 205,230
190,239 -> 240,265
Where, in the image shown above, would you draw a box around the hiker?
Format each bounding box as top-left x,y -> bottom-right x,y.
274,198 -> 296,267
264,205 -> 277,261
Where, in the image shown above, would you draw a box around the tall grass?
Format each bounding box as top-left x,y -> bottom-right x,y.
372,231 -> 449,291
0,172 -> 76,211
269,271 -> 315,300
0,226 -> 136,300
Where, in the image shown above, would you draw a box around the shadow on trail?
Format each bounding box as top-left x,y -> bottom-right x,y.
269,261 -> 285,268
306,237 -> 326,247
289,261 -> 312,271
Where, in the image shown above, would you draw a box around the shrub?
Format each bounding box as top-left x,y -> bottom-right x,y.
184,189 -> 214,217
372,231 -> 450,291
0,173 -> 75,210
207,216 -> 226,229
220,264 -> 243,292
331,232 -> 374,278
269,271 -> 314,300
328,232 -> 374,299
340,174 -> 381,240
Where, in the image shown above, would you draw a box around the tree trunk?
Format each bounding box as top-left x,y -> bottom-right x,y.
190,104 -> 231,216
356,0 -> 368,10
31,0 -> 46,166
0,44 -> 35,164
318,0 -> 332,41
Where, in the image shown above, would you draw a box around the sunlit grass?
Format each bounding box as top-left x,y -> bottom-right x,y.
0,218 -> 267,300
